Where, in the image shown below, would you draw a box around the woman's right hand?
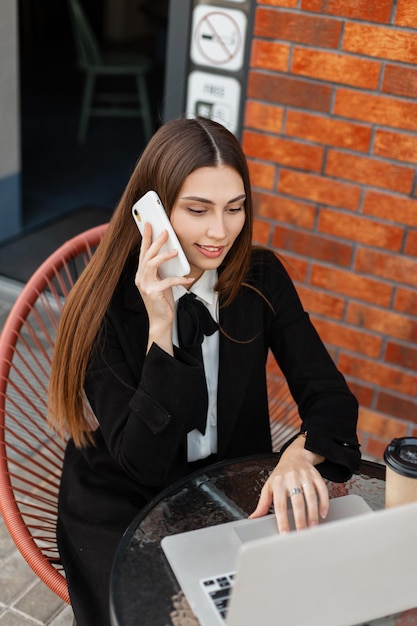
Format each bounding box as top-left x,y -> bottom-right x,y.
135,222 -> 194,354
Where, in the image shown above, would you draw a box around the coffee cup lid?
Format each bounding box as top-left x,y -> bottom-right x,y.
384,437 -> 417,478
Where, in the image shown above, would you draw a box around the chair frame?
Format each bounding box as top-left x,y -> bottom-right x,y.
0,224 -> 107,603
266,356 -> 300,450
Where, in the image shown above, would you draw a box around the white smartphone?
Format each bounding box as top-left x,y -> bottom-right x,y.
132,190 -> 190,279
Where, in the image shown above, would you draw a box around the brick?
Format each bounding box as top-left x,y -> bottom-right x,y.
395,0 -> 417,27
326,345 -> 338,362
273,225 -> 353,266
339,353 -> 417,396
253,191 -> 317,228
0,551 -> 38,605
318,208 -> 404,251
362,435 -> 394,462
348,380 -> 375,407
291,48 -> 381,89
347,301 -> 417,344
247,71 -> 332,112
374,129 -> 417,166
405,231 -> 417,257
259,0 -> 299,5
278,170 -> 361,211
282,255 -> 309,282
244,101 -> 284,134
363,190 -> 417,229
312,317 -> 382,358
357,407 -> 409,439
311,265 -> 393,307
383,64 -> 417,100
386,341 -> 417,372
254,8 -> 342,48
301,0 -> 393,23
253,218 -> 271,246
248,161 -> 276,190
326,150 -> 415,194
355,248 -> 417,289
243,130 -> 324,172
394,287 -> 417,316
334,88 -> 417,133
15,579 -> 66,624
343,23 -> 417,65
376,391 -> 417,424
250,39 -> 290,72
296,284 -> 345,320
285,111 -> 371,152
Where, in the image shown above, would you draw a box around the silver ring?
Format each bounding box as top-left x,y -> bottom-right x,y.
289,487 -> 303,497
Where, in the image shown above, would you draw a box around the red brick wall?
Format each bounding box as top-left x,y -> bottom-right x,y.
243,0 -> 417,461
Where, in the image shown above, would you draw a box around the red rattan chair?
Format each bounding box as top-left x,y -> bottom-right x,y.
267,355 -> 300,451
0,220 -> 298,603
0,224 -> 107,603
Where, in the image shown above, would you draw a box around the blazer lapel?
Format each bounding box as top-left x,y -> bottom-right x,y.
217,293 -> 259,456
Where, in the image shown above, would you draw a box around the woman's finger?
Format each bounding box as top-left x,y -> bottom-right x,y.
138,221 -> 153,259
314,475 -> 330,519
300,481 -> 319,526
248,481 -> 273,519
286,483 -> 308,531
264,472 -> 297,534
272,478 -> 293,534
140,225 -> 168,263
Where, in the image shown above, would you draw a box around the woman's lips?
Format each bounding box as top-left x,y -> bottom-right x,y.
195,244 -> 225,258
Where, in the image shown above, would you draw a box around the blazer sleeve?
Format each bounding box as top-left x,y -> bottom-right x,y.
84,299 -> 204,486
261,252 -> 361,481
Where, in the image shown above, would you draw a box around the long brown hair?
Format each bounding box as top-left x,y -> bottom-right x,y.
48,117 -> 254,446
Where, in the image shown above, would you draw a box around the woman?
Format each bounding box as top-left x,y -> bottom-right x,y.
48,117 -> 360,625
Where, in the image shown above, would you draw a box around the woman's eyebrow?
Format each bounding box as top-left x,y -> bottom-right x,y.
180,194 -> 246,204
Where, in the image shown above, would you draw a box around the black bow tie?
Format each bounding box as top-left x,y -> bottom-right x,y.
177,293 -> 218,349
177,293 -> 218,434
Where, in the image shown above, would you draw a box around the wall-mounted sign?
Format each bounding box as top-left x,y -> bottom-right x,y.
163,0 -> 255,139
190,5 -> 247,72
186,71 -> 241,134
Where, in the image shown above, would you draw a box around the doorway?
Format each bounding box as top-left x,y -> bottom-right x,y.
18,0 -> 167,231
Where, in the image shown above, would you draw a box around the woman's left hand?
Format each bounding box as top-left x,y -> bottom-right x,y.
249,435 -> 329,533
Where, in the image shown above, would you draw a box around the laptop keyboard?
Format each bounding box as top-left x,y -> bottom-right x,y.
200,572 -> 236,621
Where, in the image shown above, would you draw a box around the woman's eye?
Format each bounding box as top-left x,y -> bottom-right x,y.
187,207 -> 206,215
186,205 -> 244,214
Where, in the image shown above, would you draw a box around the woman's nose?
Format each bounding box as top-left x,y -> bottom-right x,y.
207,214 -> 227,239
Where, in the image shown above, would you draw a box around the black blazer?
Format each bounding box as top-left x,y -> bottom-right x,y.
81,249 -> 360,495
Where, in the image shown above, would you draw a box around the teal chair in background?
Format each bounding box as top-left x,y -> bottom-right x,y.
66,0 -> 153,142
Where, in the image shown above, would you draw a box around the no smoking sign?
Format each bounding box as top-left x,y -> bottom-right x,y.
190,5 -> 247,72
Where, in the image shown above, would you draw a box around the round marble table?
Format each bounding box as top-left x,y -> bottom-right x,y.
110,453 -> 416,626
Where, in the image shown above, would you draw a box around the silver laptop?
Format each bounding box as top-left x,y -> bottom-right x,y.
162,493 -> 402,626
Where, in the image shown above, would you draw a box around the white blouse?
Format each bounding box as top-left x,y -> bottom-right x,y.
172,270 -> 219,462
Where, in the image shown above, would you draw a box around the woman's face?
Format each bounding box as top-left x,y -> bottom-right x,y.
170,166 -> 246,280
